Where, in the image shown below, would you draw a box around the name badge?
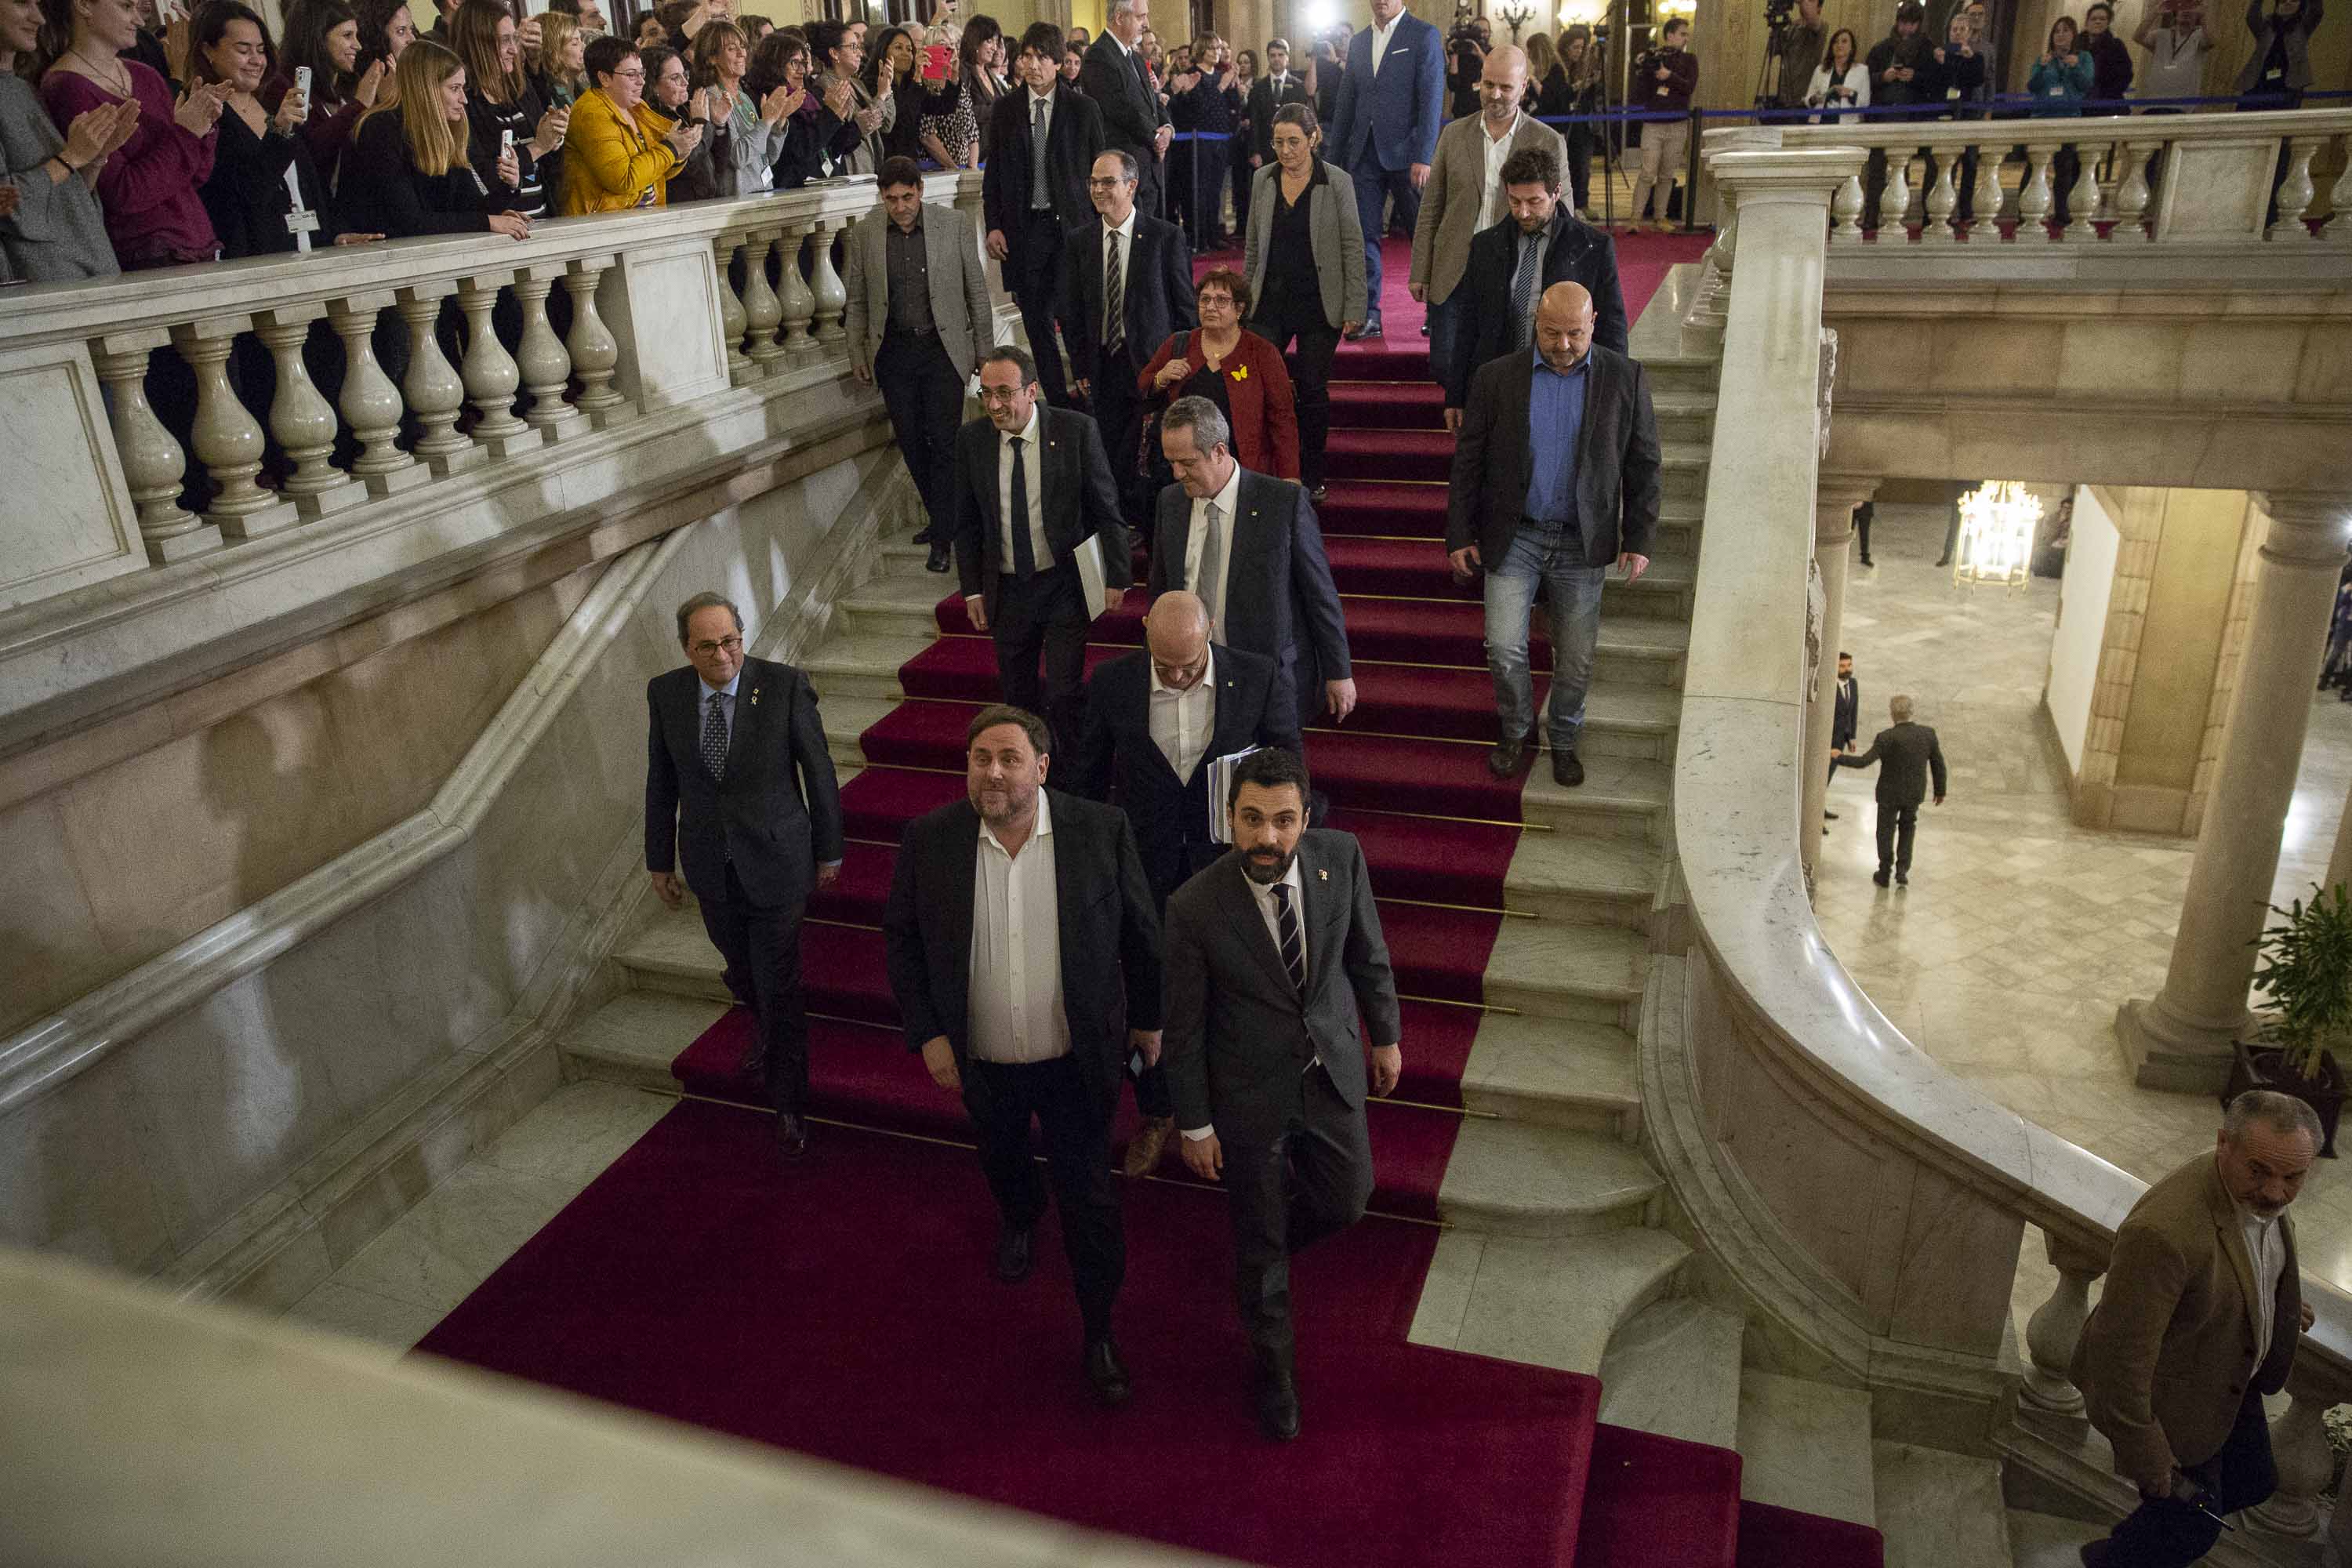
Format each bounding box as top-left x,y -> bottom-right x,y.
1947,85 -> 1962,100
285,208 -> 321,234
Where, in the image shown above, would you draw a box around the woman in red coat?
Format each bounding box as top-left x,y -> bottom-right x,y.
1138,267 -> 1300,481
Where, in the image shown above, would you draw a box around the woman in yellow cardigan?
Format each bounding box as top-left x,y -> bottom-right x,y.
560,31 -> 705,212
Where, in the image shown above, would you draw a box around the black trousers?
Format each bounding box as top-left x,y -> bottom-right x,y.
1246,303 -> 1340,492
1875,801 -> 1919,876
1127,836 -> 1230,1122
874,329 -> 966,539
991,561 -> 1091,753
964,1054 -> 1125,1340
1565,122 -> 1593,215
699,862 -> 811,1116
2100,1389 -> 2277,1567
1008,210 -> 1073,407
1221,1062 -> 1376,1376
1230,136 -> 1254,236
1086,355 -> 1148,529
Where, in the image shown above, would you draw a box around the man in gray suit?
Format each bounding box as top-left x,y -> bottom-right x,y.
1834,693 -> 1948,887
1163,746 -> 1403,1442
845,155 -> 996,573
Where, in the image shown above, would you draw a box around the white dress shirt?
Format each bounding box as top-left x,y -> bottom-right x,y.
1181,854 -> 1308,1139
1367,13 -> 1401,78
1149,645 -> 1218,782
2238,1199 -> 2287,1365
1180,462 -> 1245,637
1481,111 -> 1521,226
995,405 -> 1052,573
967,789 -> 1070,1065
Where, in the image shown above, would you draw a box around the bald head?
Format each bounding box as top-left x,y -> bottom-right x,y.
1477,44 -> 1529,119
1145,591 -> 1213,691
1535,282 -> 1597,373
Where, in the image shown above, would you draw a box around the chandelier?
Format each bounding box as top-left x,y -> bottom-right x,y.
1952,481 -> 2042,589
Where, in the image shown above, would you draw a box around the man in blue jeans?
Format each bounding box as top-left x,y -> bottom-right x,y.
1445,281 -> 1662,786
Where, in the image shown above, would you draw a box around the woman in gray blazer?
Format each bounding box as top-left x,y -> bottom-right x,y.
1242,102 -> 1363,503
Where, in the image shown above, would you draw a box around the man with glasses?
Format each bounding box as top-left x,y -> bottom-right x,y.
644,592 -> 844,1160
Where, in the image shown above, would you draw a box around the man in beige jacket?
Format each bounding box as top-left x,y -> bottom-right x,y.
2072,1090 -> 2319,1567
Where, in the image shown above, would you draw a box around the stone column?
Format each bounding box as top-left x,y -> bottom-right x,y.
2118,492 -> 2352,1091
1802,475 -> 1881,880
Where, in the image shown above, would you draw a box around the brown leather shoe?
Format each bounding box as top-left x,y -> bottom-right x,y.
1123,1116 -> 1174,1178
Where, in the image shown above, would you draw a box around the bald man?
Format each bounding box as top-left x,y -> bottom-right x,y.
1446,281 -> 1661,787
1409,44 -> 1564,383
1071,590 -> 1301,1173
1441,140 -> 1625,416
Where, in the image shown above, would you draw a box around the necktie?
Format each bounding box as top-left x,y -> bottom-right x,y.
1030,97 -> 1051,209
1007,436 -> 1036,579
1272,881 -> 1305,996
701,691 -> 728,780
1512,232 -> 1541,350
1194,500 -> 1223,626
1103,230 -> 1125,357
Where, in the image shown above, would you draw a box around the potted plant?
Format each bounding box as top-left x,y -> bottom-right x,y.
2227,883 -> 2352,1157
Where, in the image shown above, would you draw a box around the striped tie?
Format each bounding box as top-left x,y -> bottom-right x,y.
1104,230 -> 1126,358
1272,881 -> 1305,997
702,691 -> 728,781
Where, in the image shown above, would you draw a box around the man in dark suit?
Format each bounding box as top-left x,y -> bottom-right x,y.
1163,746 -> 1403,1441
1079,0 -> 1170,219
645,593 -> 844,1160
984,21 -> 1105,409
1834,693 -> 1948,887
1148,396 -> 1355,735
1440,146 -> 1628,422
1324,0 -> 1445,338
881,704 -> 1163,1408
951,345 -> 1131,753
1069,590 -> 1301,1175
1059,148 -> 1196,532
1243,38 -> 1312,180
1446,282 -> 1661,788
1826,651 -> 1859,824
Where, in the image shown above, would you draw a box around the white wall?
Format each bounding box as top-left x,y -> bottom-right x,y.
2045,483 -> 2118,775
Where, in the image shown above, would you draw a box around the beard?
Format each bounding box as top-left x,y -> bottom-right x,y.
1240,842 -> 1297,885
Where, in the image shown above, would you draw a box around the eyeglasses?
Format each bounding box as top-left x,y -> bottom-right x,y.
1087,176 -> 1131,188
610,65 -> 644,78
1197,293 -> 1234,308
691,635 -> 743,655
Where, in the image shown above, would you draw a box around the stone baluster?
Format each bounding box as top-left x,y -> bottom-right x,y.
170,317 -> 300,539
1830,174 -> 1865,243
562,256 -> 628,426
713,230 -> 754,384
2019,143 -> 2060,240
2246,1388 -> 2339,1537
1922,153 -> 1959,244
1967,147 -> 2004,243
2268,135 -> 2322,241
2063,151 -> 2103,242
2111,142 -> 2154,241
740,225 -> 786,373
778,224 -> 818,363
393,283 -> 481,477
2323,136 -> 2352,242
2018,1232 -> 2107,1417
1900,150 -> 1927,230
455,273 -> 541,459
1708,187 -> 1738,278
513,263 -> 583,438
326,294 -> 426,495
810,219 -> 848,347
93,330 -> 219,562
252,306 -> 365,520
1879,151 -> 1911,239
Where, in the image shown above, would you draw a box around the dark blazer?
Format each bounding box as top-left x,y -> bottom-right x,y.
1244,69 -> 1312,162
1058,211 -> 1196,385
1148,469 -> 1352,693
1444,206 -> 1630,408
1835,720 -> 1947,807
949,405 -> 1134,618
1327,9 -> 1444,173
1079,34 -> 1167,171
881,788 -> 1163,1115
1069,644 -> 1301,900
1162,829 -> 1402,1147
982,82 -> 1105,245
1446,343 -> 1663,570
644,657 -> 844,909
1832,676 -> 1861,751
337,110 -> 509,238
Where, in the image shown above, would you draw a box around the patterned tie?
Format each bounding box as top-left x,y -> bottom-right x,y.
1194,501 -> 1223,626
1103,230 -> 1126,358
701,690 -> 728,781
1272,881 -> 1306,997
1030,96 -> 1052,210
1007,436 -> 1036,579
1512,231 -> 1541,350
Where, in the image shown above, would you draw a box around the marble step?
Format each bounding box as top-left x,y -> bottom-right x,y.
1641,354 -> 1722,398
1481,917 -> 1649,1028
1595,1296 -> 1745,1450
1519,752 -> 1671,844
834,569 -> 964,641
1501,829 -> 1656,927
561,989 -> 721,1092
818,694 -> 898,771
1736,1370 -> 1879,1529
1436,1116 -> 1661,1237
803,630 -> 938,703
1876,1442 -> 2016,1568
2003,1509 -> 2107,1568
1409,1225 -> 1690,1376
1652,390 -> 1718,445
1459,1012 -> 1640,1138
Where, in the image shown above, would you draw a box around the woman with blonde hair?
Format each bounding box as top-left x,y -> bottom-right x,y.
1525,29 -> 1561,110
451,0 -> 566,216
530,8 -> 585,105
339,38 -> 529,235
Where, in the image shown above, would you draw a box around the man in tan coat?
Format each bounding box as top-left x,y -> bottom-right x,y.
2072,1090 -> 2319,1567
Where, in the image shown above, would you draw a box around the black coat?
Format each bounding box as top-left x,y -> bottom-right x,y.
1836,721 -> 1948,807
1445,205 -> 1629,408
200,108 -> 332,259
1058,211 -> 1196,383
1079,34 -> 1167,166
1446,343 -> 1663,570
949,405 -> 1134,617
337,110 -> 507,237
644,657 -> 845,909
1244,70 -> 1312,162
1832,675 -> 1861,750
1146,469 -> 1352,694
770,104 -> 861,190
982,82 -> 1105,245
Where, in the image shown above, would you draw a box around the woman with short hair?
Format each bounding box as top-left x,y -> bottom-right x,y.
1240,101 -> 1362,501
1139,267 -> 1299,481
561,30 -> 697,211
917,9 -> 996,168
746,24 -> 855,187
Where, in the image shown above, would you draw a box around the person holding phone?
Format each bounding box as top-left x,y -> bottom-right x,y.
342,40 -> 529,237
1806,27 -> 1869,122
2136,0 -> 2211,103
39,0 -> 225,267
529,7 -> 585,107
2028,16 -> 2093,224
190,0 -> 374,255
863,23 -> 931,162
262,0 -> 383,195
452,0 -> 564,217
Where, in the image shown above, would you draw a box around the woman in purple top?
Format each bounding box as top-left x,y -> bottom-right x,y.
262,0 -> 390,200
39,0 -> 229,267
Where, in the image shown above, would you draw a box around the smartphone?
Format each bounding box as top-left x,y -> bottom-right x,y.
501,126 -> 514,154
921,43 -> 951,82
293,64 -> 310,107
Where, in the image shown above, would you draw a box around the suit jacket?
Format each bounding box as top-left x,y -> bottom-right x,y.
1069,643 -> 1302,902
1058,211 -> 1196,385
1409,111 -> 1567,307
1444,205 -> 1630,408
982,82 -> 1105,249
880,789 -> 1163,1116
1148,469 -> 1352,693
1134,328 -> 1301,481
644,656 -> 844,909
2074,1155 -> 2303,1490
1446,343 -> 1662,570
1327,12 -> 1444,174
1244,70 -> 1312,162
1241,158 -> 1365,335
1835,720 -> 1947,806
1079,34 -> 1167,165
1831,676 -> 1861,751
950,404 -> 1133,617
1162,829 -> 1402,1146
841,201 -> 996,381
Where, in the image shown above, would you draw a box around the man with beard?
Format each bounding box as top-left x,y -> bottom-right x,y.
1161,746 -> 1403,1441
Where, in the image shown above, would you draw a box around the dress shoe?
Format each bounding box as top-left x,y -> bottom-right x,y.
739,1040 -> 767,1076
1486,729 -> 1534,779
1552,748 -> 1584,788
1084,1337 -> 1133,1408
2078,1541 -> 2111,1568
1824,810 -> 1840,821
993,1224 -> 1034,1283
1310,485 -> 1328,505
1419,321 -> 1430,337
1256,1374 -> 1301,1441
925,543 -> 950,573
1123,1115 -> 1174,1178
911,524 -> 936,545
1872,869 -> 1890,887
1347,314 -> 1383,341
1896,870 -> 1909,887
774,1112 -> 809,1159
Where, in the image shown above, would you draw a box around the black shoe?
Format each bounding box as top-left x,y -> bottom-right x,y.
1896,870 -> 1908,886
1256,1374 -> 1301,1441
911,525 -> 936,545
1552,748 -> 1584,788
1934,556 -> 1953,567
1860,557 -> 1875,568
1824,810 -> 1839,820
775,1112 -> 809,1159
925,543 -> 949,573
1872,869 -> 1890,887
1486,730 -> 1534,779
1348,314 -> 1383,341
993,1225 -> 1033,1283
1084,1338 -> 1132,1408
739,1041 -> 767,1076
1310,485 -> 1328,505
2078,1541 -> 2111,1568
1419,321 -> 1430,337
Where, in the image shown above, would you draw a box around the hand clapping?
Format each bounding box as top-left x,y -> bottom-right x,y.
174,79 -> 230,136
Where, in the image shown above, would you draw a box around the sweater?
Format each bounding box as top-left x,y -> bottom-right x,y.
40,60 -> 217,268
0,74 -> 118,281
338,108 -> 503,235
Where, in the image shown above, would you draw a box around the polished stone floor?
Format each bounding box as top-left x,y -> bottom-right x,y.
1817,502 -> 2352,1294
